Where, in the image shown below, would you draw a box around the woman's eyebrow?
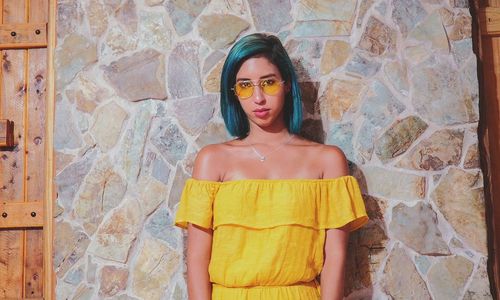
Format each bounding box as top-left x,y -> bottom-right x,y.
236,74 -> 277,81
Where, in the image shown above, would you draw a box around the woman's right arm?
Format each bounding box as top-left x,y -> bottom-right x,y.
186,145 -> 222,300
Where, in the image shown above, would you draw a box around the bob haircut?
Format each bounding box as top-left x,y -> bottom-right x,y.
220,33 -> 302,138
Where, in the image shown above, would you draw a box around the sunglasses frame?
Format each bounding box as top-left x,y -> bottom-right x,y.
232,79 -> 285,100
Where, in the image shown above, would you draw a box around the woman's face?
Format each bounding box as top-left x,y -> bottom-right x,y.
234,56 -> 288,130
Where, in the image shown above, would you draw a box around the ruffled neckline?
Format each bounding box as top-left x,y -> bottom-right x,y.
188,175 -> 354,185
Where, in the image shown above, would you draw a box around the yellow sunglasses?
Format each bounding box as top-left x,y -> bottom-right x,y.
233,79 -> 285,100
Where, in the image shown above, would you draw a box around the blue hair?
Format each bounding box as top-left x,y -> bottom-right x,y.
220,33 -> 302,138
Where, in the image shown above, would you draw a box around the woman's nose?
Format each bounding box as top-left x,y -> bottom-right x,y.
253,85 -> 265,103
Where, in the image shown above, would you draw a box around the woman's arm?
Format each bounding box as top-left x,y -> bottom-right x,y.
319,145 -> 351,299
187,223 -> 213,299
321,227 -> 350,300
186,145 -> 223,300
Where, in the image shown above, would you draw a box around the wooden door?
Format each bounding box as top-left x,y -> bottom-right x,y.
475,0 -> 500,298
0,0 -> 55,298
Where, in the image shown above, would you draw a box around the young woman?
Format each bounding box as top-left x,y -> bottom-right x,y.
174,33 -> 368,300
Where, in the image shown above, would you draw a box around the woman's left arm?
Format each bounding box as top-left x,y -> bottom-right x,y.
319,145 -> 351,299
320,227 -> 350,300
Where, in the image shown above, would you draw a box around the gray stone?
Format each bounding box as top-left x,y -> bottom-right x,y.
295,0 -> 356,36
346,52 -> 381,78
151,119 -> 187,165
54,99 -> 83,150
54,221 -> 90,277
382,246 -> 431,299
138,11 -> 173,51
356,80 -> 405,159
138,175 -> 168,216
89,101 -> 128,152
432,168 -> 487,254
384,61 -> 409,95
293,20 -> 352,37
361,166 -> 426,201
55,34 -> 97,88
102,49 -> 167,101
375,116 -> 428,163
285,39 -> 322,81
131,238 -> 181,300
145,206 -> 179,249
168,41 -> 203,99
409,12 -> 449,52
452,38 -> 474,66
172,96 -> 216,136
358,17 -> 396,56
165,0 -> 210,36
356,0 -> 374,28
168,164 -> 190,209
390,202 -> 450,255
115,0 -> 137,34
72,285 -> 95,300
326,122 -> 354,162
57,1 -> 83,38
195,122 -> 230,148
411,62 -> 476,125
464,258 -> 493,299
119,103 -> 153,182
56,150 -> 97,210
64,264 -> 84,285
248,0 -> 292,32
202,51 -> 225,75
391,0 -> 427,36
145,0 -> 164,5
198,14 -> 249,49
454,0 -> 469,8
88,197 -> 143,263
427,256 -> 474,300
86,256 -> 97,284
397,129 -> 464,171
151,157 -> 171,185
415,255 -> 431,275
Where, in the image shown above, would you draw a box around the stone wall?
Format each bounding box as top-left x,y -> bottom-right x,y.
54,0 -> 492,299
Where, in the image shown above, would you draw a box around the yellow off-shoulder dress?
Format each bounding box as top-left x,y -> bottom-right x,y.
174,175 -> 368,300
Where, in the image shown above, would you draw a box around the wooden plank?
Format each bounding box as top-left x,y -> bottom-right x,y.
0,0 -> 27,298
479,7 -> 500,35
0,230 -> 23,298
0,119 -> 14,147
44,0 -> 56,298
0,23 -> 47,49
26,1 -> 47,297
24,229 -> 43,298
0,201 -> 44,228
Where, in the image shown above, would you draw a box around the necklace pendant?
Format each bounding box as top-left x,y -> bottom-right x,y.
259,156 -> 266,162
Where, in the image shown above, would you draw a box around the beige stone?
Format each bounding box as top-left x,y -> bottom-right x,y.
432,168 -> 487,254
103,26 -> 138,55
198,14 -> 249,49
99,266 -> 129,297
384,61 -> 409,95
90,101 -> 128,152
54,221 -> 90,277
397,129 -> 464,171
409,12 -> 449,51
86,0 -> 108,37
88,197 -> 143,262
138,175 -> 168,216
464,143 -> 480,169
448,13 -> 472,41
74,156 -> 127,234
438,7 -> 454,26
321,79 -> 364,121
55,151 -> 75,175
427,255 -> 474,300
375,116 -> 428,163
320,40 -> 351,74
464,258 -> 493,299
382,246 -> 430,299
195,122 -> 229,148
404,44 -> 431,65
359,17 -> 396,55
132,238 -> 181,300
361,166 -> 426,200
204,59 -> 224,93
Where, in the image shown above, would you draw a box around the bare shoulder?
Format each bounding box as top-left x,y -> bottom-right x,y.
192,143 -> 227,181
318,144 -> 349,178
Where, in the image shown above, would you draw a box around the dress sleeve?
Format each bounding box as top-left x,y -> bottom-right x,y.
318,176 -> 369,232
174,178 -> 220,230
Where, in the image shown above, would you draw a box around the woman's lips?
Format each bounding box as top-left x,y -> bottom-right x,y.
253,109 -> 270,118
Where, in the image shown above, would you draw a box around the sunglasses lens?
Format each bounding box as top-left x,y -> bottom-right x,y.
261,79 -> 281,96
235,81 -> 253,99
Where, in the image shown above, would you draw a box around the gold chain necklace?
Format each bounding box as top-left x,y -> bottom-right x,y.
247,133 -> 294,162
